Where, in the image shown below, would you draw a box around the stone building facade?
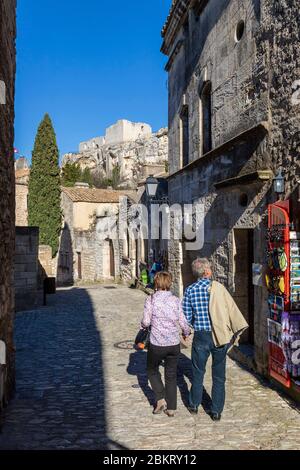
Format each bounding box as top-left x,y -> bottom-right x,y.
0,0 -> 17,405
59,185 -> 138,285
162,0 -> 300,379
62,119 -> 168,189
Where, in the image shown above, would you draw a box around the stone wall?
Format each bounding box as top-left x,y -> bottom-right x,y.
79,136 -> 105,153
39,245 -> 55,278
15,227 -> 39,312
55,192 -> 75,285
163,0 -> 300,378
15,183 -> 28,226
73,230 -> 121,283
0,0 -> 16,404
15,166 -> 29,227
119,196 -> 137,283
259,0 -> 300,196
105,120 -> 152,146
60,191 -> 124,284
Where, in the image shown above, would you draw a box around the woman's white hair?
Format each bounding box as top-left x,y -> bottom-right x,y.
191,258 -> 211,278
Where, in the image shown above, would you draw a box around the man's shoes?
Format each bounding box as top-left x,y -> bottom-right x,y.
187,406 -> 198,415
210,412 -> 222,421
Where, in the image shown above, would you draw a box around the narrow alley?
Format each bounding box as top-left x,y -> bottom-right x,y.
0,285 -> 299,451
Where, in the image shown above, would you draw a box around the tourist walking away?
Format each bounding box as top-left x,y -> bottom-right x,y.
183,258 -> 248,421
141,272 -> 191,417
148,259 -> 163,288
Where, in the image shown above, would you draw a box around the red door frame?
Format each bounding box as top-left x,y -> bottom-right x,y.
268,200 -> 291,388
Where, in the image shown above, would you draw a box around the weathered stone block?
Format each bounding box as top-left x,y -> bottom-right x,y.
0,0 -> 17,406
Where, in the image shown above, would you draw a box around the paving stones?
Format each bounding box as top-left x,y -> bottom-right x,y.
0,284 -> 299,450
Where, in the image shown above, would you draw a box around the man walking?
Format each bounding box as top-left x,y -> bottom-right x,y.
183,258 -> 248,421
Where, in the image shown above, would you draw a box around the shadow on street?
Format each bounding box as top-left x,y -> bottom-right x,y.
0,287 -> 126,450
127,348 -> 212,415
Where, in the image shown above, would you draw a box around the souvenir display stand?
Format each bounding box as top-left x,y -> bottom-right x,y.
267,201 -> 300,391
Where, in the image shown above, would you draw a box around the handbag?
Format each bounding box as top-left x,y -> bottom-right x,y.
135,295 -> 153,350
135,327 -> 151,350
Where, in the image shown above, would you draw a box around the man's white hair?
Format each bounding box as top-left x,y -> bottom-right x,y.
192,258 -> 211,278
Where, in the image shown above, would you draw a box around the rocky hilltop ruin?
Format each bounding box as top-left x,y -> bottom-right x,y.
62,119 -> 168,189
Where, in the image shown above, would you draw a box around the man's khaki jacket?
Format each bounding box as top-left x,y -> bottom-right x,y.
209,281 -> 249,348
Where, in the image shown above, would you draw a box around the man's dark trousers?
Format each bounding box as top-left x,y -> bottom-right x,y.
189,331 -> 229,414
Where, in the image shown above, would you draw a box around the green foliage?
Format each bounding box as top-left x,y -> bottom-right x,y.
61,162 -> 82,187
111,164 -> 121,189
61,163 -> 93,187
81,167 -> 93,187
91,166 -> 120,189
28,114 -> 62,257
61,163 -> 121,190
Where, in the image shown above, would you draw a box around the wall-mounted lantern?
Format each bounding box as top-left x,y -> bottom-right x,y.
145,175 -> 159,199
273,168 -> 285,196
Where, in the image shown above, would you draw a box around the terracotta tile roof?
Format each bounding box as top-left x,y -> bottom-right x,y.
62,187 -> 138,203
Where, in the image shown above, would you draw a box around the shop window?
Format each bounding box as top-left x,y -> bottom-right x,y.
201,81 -> 212,155
180,105 -> 189,167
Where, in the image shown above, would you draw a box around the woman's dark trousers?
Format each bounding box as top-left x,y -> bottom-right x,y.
147,343 -> 180,410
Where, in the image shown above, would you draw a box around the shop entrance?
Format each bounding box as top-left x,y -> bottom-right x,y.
233,229 -> 255,345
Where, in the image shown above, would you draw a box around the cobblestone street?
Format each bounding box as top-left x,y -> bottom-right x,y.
0,285 -> 299,450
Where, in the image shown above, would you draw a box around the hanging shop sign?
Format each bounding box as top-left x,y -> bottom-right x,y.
267,201 -> 300,390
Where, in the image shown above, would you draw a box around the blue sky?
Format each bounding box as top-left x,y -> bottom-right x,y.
15,0 -> 171,161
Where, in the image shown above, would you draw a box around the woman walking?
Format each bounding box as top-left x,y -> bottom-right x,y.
141,272 -> 191,417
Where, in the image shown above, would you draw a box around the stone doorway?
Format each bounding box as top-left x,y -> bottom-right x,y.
109,240 -> 115,278
233,229 -> 255,345
77,252 -> 82,280
179,241 -> 195,296
135,239 -> 139,279
103,240 -> 115,279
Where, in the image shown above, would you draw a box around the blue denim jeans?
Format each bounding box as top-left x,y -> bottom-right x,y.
189,331 -> 229,414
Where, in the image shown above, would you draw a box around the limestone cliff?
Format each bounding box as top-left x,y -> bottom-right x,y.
62,120 -> 168,189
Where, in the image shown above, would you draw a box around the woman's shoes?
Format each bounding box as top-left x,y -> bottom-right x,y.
153,399 -> 167,415
164,409 -> 175,417
153,400 -> 175,417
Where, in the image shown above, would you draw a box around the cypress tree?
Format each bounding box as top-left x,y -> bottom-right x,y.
28,114 -> 62,257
